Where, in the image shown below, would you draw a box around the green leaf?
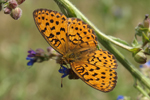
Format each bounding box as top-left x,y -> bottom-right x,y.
132,38 -> 142,48
108,36 -> 129,46
135,26 -> 143,36
135,27 -> 149,37
130,48 -> 141,54
142,32 -> 150,43
144,47 -> 150,55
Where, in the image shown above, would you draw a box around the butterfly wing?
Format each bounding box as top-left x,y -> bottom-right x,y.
70,49 -> 117,92
67,18 -> 98,52
33,9 -> 98,56
87,49 -> 118,69
33,9 -> 69,55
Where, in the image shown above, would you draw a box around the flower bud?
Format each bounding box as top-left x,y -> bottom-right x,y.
8,0 -> 18,9
47,46 -> 54,53
136,14 -> 150,36
138,23 -> 144,28
143,14 -> 150,28
16,0 -> 25,5
4,7 -> 12,14
135,23 -> 144,36
144,46 -> 150,55
10,7 -> 22,20
35,48 -> 45,57
134,51 -> 147,64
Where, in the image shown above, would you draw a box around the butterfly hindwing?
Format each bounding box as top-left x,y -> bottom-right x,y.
70,49 -> 117,92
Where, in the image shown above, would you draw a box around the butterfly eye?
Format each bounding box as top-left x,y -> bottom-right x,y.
69,53 -> 75,58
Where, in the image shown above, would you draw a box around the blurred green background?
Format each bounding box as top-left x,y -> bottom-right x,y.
0,0 -> 150,100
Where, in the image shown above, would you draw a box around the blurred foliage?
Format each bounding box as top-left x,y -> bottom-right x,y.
0,0 -> 150,100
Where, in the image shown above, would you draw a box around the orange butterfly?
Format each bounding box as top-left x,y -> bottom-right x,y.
33,9 -> 118,92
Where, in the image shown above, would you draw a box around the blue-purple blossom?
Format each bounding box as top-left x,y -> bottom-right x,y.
26,57 -> 37,66
26,49 -> 37,66
59,65 -> 70,78
117,95 -> 124,100
27,49 -> 36,57
139,64 -> 143,68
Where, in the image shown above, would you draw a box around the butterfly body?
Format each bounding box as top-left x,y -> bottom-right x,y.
33,9 -> 118,92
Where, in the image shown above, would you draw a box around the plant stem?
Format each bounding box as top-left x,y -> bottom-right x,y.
134,81 -> 150,99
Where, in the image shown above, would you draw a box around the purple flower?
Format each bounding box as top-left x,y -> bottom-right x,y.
59,65 -> 70,78
26,49 -> 37,66
117,95 -> 124,100
26,57 -> 37,66
27,49 -> 36,57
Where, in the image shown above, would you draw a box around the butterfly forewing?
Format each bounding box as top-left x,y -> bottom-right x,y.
33,9 -> 68,55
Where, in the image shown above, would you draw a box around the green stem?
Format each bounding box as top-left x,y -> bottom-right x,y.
134,81 -> 150,99
54,0 -> 150,90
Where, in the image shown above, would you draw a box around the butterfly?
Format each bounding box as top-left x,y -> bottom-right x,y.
33,9 -> 118,92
